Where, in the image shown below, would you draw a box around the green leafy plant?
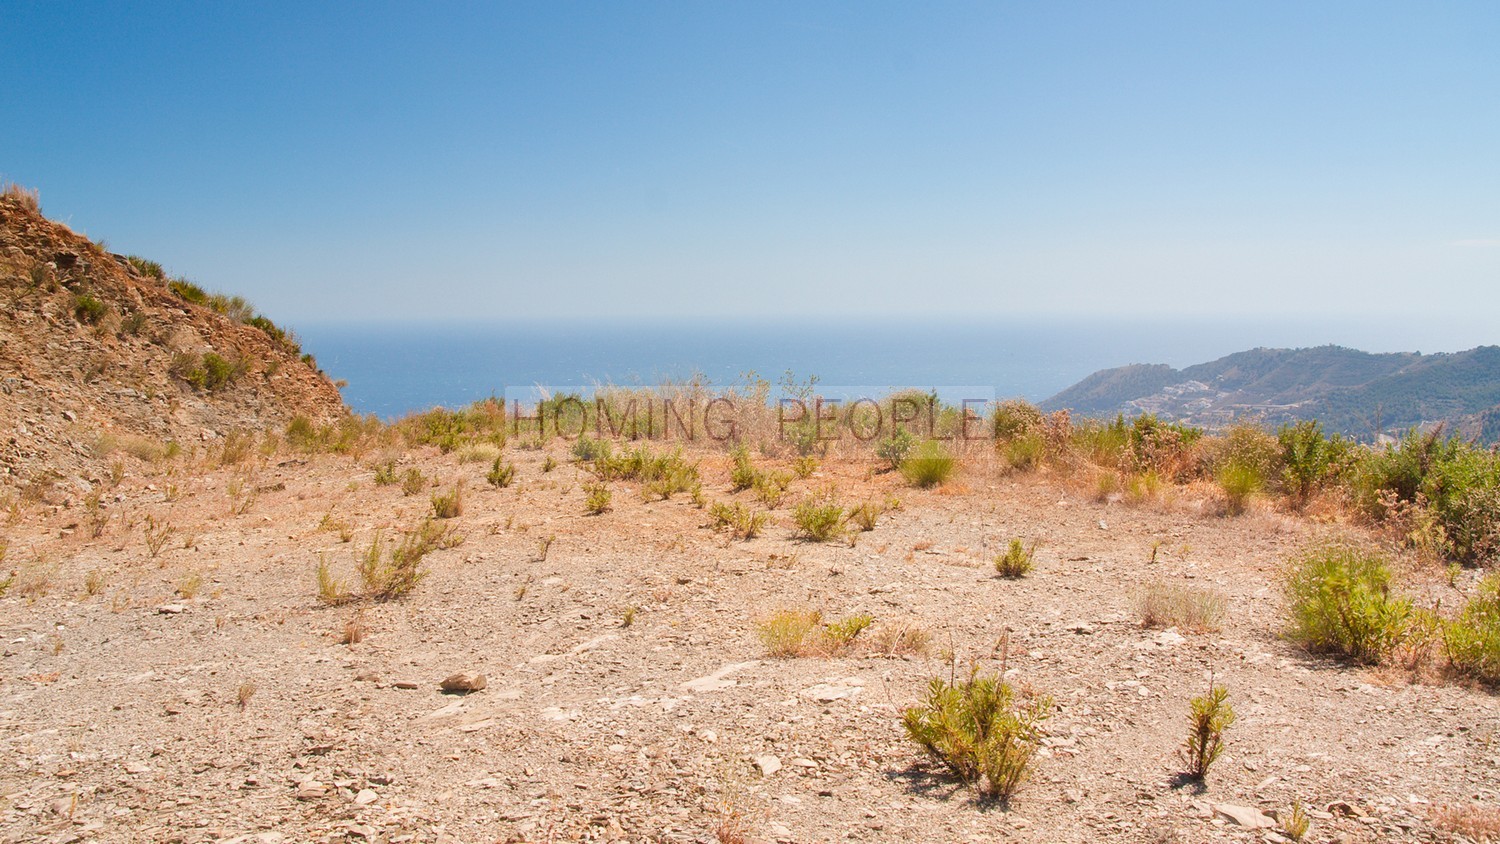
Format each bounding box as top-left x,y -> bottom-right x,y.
707,501 -> 766,540
758,609 -> 874,657
902,666 -> 1051,802
1443,570 -> 1500,685
430,484 -> 463,519
1284,542 -> 1413,664
400,468 -> 427,496
753,471 -> 792,509
1181,680 -> 1234,781
993,539 -> 1036,578
583,481 -> 612,515
72,293 -> 107,324
729,444 -> 760,491
900,440 -> 956,488
1218,461 -> 1263,516
486,457 -> 516,488
792,495 -> 845,542
876,427 -> 916,471
1280,800 -> 1311,841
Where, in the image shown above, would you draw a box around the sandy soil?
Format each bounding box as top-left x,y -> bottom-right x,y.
1,441 -> 1497,843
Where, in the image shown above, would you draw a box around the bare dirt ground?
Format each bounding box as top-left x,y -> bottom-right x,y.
2,441 -> 1497,844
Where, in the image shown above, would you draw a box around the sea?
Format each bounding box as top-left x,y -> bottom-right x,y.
296,316 -> 1494,420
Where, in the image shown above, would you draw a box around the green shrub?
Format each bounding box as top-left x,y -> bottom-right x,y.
596,445 -> 699,498
792,455 -> 819,479
1218,461 -> 1263,515
1356,429 -> 1500,564
902,668 -> 1051,802
125,255 -> 166,279
875,427 -> 916,471
400,468 -> 427,496
753,471 -> 792,509
72,293 -> 107,324
168,278 -> 209,305
758,609 -> 874,657
900,440 -> 956,488
1181,682 -> 1234,781
1278,420 -> 1348,506
994,539 -> 1036,578
1003,434 -> 1046,472
729,444 -> 759,491
486,457 -> 515,488
169,350 -> 245,392
1284,542 -> 1413,664
708,500 -> 766,540
991,400 -> 1044,442
1443,571 -> 1500,685
793,496 -> 845,542
357,522 -> 447,601
430,485 -> 462,519
583,481 -> 612,515
572,435 -> 608,462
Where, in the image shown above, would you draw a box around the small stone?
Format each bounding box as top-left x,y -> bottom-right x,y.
440,672 -> 487,693
157,603 -> 187,615
755,754 -> 782,776
1067,621 -> 1095,635
353,788 -> 378,805
294,781 -> 328,800
392,680 -> 419,690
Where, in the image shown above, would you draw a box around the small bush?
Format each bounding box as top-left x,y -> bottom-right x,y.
430,485 -> 463,519
753,471 -> 792,509
729,445 -> 759,491
847,500 -> 883,532
991,400 -> 1044,442
1284,542 -> 1412,664
708,501 -> 766,539
1181,681 -> 1234,781
1281,800 -> 1311,841
125,255 -> 166,280
1218,461 -> 1263,515
1003,434 -> 1046,472
1443,571 -> 1500,685
72,293 -> 107,325
316,556 -> 354,606
868,622 -> 932,656
900,440 -> 956,488
168,278 -> 209,305
876,427 -> 916,471
758,609 -> 873,657
373,461 -> 398,486
358,521 -> 446,601
400,468 -> 427,496
486,457 -> 516,488
994,539 -> 1036,578
1279,420 -> 1348,507
1136,582 -> 1226,632
902,668 -> 1051,802
792,456 -> 819,478
793,496 -> 845,542
572,435 -> 608,462
583,481 -> 612,515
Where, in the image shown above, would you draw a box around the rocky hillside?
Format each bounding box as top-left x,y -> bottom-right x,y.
1042,344 -> 1500,442
0,187 -> 345,492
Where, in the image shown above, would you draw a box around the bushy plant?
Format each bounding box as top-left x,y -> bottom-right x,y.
1181,681 -> 1234,781
900,440 -> 956,488
1278,420 -> 1348,507
1218,461 -> 1263,515
758,609 -> 874,657
793,496 -> 845,541
1003,434 -> 1046,472
1136,582 -> 1226,632
753,471 -> 792,508
430,485 -> 463,519
400,468 -> 427,496
902,667 -> 1051,802
358,521 -> 448,601
1357,429 -> 1500,564
847,500 -> 883,532
707,500 -> 767,539
875,427 -> 916,471
486,457 -> 515,488
1443,571 -> 1500,685
583,481 -> 612,515
1284,542 -> 1413,664
729,444 -> 759,491
991,400 -> 1044,442
994,539 -> 1035,578
72,293 -> 107,324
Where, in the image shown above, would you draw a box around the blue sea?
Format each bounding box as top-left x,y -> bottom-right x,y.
296,317 -> 1495,419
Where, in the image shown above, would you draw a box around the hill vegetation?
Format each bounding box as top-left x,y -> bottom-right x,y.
1042,345 -> 1500,443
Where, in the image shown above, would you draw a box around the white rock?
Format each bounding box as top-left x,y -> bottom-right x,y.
755,754 -> 782,776
1214,803 -> 1276,828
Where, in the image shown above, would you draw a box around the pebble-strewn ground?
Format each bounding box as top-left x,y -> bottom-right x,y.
2,442 -> 1497,843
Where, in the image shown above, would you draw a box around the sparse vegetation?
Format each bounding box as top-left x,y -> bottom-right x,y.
71,292 -> 107,325
357,521 -> 448,601
900,440 -> 956,487
876,427 -> 916,471
400,468 -> 427,496
430,484 -> 463,519
583,481 -> 613,515
846,500 -> 883,532
1180,680 -> 1234,781
1443,570 -> 1500,685
143,515 -> 175,559
758,609 -> 874,657
1284,542 -> 1412,664
994,539 -> 1036,578
707,501 -> 766,540
486,457 -> 516,488
792,495 -> 845,542
1137,582 -> 1226,632
902,666 -> 1051,802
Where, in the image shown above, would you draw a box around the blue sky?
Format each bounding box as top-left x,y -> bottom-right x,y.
3,1 -> 1497,329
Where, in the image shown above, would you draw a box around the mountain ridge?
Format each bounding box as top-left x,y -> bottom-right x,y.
1041,344 -> 1500,442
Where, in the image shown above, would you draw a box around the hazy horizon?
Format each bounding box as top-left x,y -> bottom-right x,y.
4,3 -> 1497,330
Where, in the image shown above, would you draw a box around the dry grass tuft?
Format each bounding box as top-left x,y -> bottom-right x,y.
1136,581 -> 1226,632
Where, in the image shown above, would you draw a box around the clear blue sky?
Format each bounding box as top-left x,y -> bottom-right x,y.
3,1 -> 1497,328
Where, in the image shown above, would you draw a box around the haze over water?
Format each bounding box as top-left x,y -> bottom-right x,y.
302,317 -> 1496,419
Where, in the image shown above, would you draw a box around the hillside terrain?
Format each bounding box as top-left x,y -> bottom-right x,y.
0,188 -> 344,493
1042,346 -> 1500,442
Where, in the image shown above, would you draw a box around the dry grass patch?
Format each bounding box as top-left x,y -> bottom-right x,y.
758,609 -> 873,657
1136,581 -> 1226,632
1431,803 -> 1500,842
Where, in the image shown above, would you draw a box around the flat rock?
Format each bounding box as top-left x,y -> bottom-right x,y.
440,672 -> 487,693
682,661 -> 758,694
755,754 -> 782,776
1214,803 -> 1275,828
